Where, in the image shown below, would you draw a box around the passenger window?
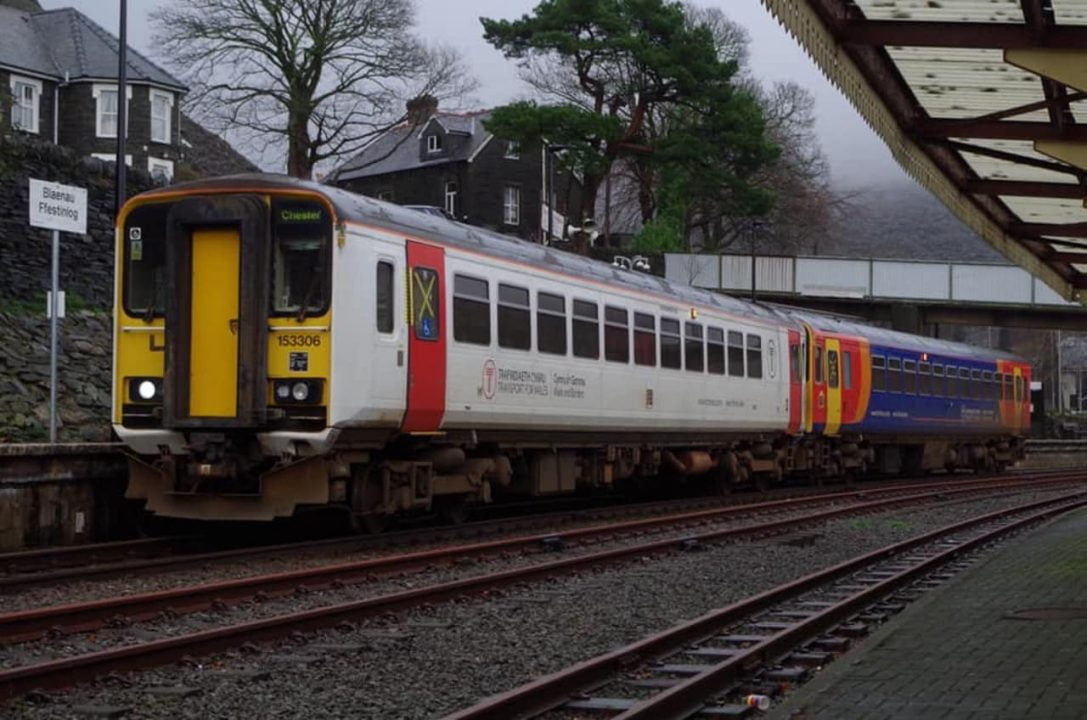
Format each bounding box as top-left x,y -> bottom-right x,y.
871,355 -> 886,392
1002,373 -> 1012,402
537,292 -> 567,355
827,349 -> 839,389
376,261 -> 394,333
572,299 -> 599,359
983,371 -> 995,402
971,369 -> 983,400
661,318 -> 681,369
685,322 -> 704,372
452,274 -> 488,345
633,312 -> 656,367
887,358 -> 901,393
728,331 -> 745,377
933,364 -> 944,397
708,327 -> 725,375
919,362 -> 931,395
903,360 -> 917,394
497,283 -> 530,350
814,346 -> 824,384
604,306 -> 629,363
843,351 -> 853,390
412,266 -> 441,341
746,334 -> 763,379
958,368 -> 970,398
1015,375 -> 1023,402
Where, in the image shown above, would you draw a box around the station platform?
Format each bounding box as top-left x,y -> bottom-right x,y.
768,507 -> 1087,720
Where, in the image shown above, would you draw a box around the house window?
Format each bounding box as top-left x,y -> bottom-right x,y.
427,134 -> 441,153
150,90 -> 174,144
504,141 -> 520,159
91,152 -> 132,166
147,157 -> 174,183
444,181 -> 457,217
503,185 -> 521,225
10,76 -> 42,134
93,84 -> 131,138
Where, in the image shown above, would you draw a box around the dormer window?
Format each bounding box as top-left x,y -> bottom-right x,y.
427,134 -> 442,153
504,141 -> 520,159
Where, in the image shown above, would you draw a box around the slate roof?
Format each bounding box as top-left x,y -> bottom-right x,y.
0,4 -> 184,90
179,114 -> 260,177
332,111 -> 492,182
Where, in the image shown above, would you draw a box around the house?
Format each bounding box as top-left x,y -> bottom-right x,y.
330,96 -> 582,244
0,0 -> 185,182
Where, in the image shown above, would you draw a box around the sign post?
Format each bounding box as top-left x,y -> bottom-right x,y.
28,178 -> 88,443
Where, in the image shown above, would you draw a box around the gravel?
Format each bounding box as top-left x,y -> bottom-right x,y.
2,488 -> 1076,719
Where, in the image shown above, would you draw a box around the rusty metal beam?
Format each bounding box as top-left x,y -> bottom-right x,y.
915,119 -> 1087,142
944,141 -> 1084,177
966,180 -> 1086,199
973,92 -> 1087,123
1012,222 -> 1087,238
1044,252 -> 1087,264
839,20 -> 1087,49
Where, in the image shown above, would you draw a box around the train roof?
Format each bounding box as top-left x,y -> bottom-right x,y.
134,173 -> 1026,365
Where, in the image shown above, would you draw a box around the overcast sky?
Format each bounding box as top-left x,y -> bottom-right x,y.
41,0 -> 908,188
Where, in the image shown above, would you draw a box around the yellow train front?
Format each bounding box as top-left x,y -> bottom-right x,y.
114,178 -> 338,521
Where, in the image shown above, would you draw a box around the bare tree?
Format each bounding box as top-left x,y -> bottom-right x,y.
151,0 -> 475,178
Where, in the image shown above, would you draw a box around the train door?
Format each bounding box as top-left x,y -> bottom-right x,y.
787,329 -> 803,434
806,328 -> 827,433
1013,365 -> 1025,435
189,229 -> 240,417
401,240 -> 446,433
369,243 -> 408,418
824,337 -> 843,436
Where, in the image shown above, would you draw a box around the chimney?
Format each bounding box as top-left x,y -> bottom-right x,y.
406,94 -> 438,126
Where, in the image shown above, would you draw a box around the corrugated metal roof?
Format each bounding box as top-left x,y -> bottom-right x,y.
760,0 -> 1087,305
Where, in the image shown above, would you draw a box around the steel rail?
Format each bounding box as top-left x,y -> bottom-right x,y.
442,492 -> 1087,720
0,475 -> 1075,645
0,482 -> 1081,701
0,537 -> 193,575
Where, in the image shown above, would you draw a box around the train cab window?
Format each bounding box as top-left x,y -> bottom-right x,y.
707,327 -> 725,375
122,202 -> 170,318
605,306 -> 630,363
376,261 -> 394,333
661,318 -> 681,369
887,358 -> 901,392
933,364 -> 945,397
827,349 -> 839,389
498,284 -> 531,350
728,331 -> 745,377
746,334 -> 763,379
903,360 -> 917,394
572,300 -> 600,359
537,292 -> 567,355
685,323 -> 704,372
634,312 -> 656,366
871,355 -> 886,391
272,200 -> 331,317
453,274 -> 490,345
843,351 -> 853,390
919,362 -> 931,395
958,368 -> 970,399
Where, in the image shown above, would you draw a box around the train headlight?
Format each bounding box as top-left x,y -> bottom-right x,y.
291,381 -> 310,402
138,380 -> 156,400
128,377 -> 163,403
275,383 -> 291,401
272,379 -> 322,405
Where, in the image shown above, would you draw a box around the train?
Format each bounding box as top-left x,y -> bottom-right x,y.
112,174 -> 1030,527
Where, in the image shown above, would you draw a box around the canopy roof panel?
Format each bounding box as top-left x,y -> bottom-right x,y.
761,0 -> 1087,304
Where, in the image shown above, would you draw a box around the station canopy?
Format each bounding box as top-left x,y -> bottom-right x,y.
760,0 -> 1087,304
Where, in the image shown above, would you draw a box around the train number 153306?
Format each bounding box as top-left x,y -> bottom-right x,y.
276,334 -> 321,347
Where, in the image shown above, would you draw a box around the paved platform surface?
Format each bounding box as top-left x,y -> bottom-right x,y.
768,507 -> 1087,720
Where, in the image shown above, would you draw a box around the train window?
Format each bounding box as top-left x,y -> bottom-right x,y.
982,371 -> 995,402
498,284 -> 531,350
871,355 -> 886,391
814,346 -> 824,384
661,318 -> 681,369
971,369 -> 983,400
933,364 -> 944,397
843,351 -> 853,390
1002,373 -> 1012,401
958,368 -> 970,399
376,262 -> 394,333
537,292 -> 567,355
453,274 -> 489,345
728,331 -> 745,377
827,349 -> 839,389
919,362 -> 931,395
272,200 -> 331,317
685,323 -> 704,372
707,327 -> 725,375
122,202 -> 169,318
572,300 -> 600,359
634,312 -> 656,366
746,334 -> 763,379
789,342 -> 802,383
887,358 -> 901,393
1015,375 -> 1023,403
903,359 -> 917,394
605,306 -> 630,363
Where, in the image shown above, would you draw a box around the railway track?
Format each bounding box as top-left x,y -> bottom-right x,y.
0,468 -> 1073,595
444,492 -> 1087,719
0,472 -> 1082,702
